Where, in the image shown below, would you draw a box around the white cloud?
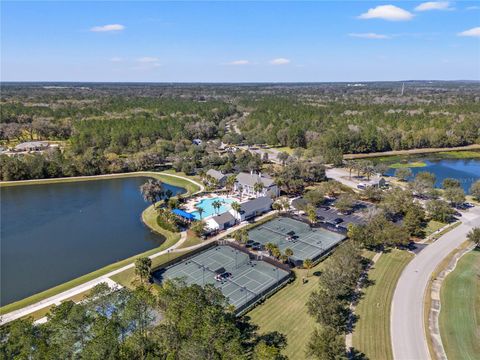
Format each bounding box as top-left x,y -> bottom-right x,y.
269,58 -> 291,65
466,6 -> 480,10
137,57 -> 160,63
358,5 -> 414,21
110,57 -> 122,62
90,24 -> 125,32
415,2 -> 453,11
228,60 -> 250,65
458,27 -> 480,37
349,33 -> 390,39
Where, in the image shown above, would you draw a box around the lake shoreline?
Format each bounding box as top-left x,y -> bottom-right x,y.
343,144 -> 480,160
0,172 -> 202,309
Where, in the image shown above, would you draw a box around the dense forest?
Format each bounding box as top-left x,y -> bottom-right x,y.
1,81 -> 479,181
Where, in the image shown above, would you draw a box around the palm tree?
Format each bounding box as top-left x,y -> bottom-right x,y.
345,160 -> 356,179
233,231 -> 242,243
306,205 -> 317,224
226,175 -> 237,194
231,201 -> 241,223
285,248 -> 294,258
240,229 -> 249,244
364,165 -> 375,181
279,197 -> 290,212
237,184 -> 244,200
254,182 -> 264,197
272,202 -> 282,212
212,200 -> 222,215
265,242 -> 275,253
303,258 -> 313,277
195,206 -> 204,219
271,246 -> 281,259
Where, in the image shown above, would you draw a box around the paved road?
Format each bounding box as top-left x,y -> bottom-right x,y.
391,206 -> 480,360
325,167 -> 362,189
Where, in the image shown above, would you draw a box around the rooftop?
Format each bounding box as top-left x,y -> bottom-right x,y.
236,172 -> 275,188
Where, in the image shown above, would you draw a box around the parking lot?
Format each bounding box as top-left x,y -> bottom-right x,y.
315,200 -> 374,230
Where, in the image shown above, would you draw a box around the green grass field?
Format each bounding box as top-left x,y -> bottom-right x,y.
388,161 -> 427,169
424,220 -> 446,237
439,248 -> 480,360
352,249 -> 413,360
247,262 -> 324,359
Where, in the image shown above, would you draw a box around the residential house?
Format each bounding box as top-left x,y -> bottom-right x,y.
14,141 -> 50,153
234,172 -> 279,198
229,196 -> 273,222
206,169 -> 231,187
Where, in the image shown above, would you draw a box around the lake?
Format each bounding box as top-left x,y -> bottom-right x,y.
385,158 -> 480,193
0,177 -> 185,306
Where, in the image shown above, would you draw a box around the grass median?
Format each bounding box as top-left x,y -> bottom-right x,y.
439,248 -> 480,360
352,249 -> 413,360
247,261 -> 324,359
0,170 -> 200,316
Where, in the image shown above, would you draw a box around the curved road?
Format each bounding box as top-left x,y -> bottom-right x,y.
391,206 -> 480,360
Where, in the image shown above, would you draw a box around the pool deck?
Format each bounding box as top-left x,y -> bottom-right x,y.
183,193 -> 242,219
0,209 -> 278,325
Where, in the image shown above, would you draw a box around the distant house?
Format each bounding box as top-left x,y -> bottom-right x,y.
14,141 -> 50,152
192,139 -> 203,146
234,172 -> 279,198
206,169 -> 231,187
205,212 -> 236,232
229,196 -> 273,222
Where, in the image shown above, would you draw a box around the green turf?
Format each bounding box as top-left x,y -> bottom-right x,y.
110,250 -> 190,289
424,220 -> 446,237
247,261 -> 325,359
388,161 -> 427,169
439,248 -> 480,360
352,249 -> 413,360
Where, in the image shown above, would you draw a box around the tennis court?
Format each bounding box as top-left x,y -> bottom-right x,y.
248,216 -> 346,263
152,245 -> 290,312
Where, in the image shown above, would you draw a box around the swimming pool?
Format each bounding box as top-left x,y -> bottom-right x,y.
190,197 -> 234,219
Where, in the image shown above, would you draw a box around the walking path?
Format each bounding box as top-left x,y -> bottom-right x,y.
0,210 -> 276,325
346,252 -> 382,351
391,206 -> 480,360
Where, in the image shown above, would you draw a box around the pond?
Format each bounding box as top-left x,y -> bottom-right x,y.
0,177 -> 185,306
385,158 -> 480,193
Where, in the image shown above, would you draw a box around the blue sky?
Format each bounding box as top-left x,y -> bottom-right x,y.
2,1 -> 479,82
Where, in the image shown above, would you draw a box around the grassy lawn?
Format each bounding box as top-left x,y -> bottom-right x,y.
0,170 -> 202,195
110,250 -> 190,289
439,248 -> 480,360
275,146 -> 295,155
388,161 -> 427,169
1,213 -> 182,316
0,170 -> 201,316
352,249 -> 413,360
178,233 -> 203,249
247,262 -> 325,359
424,220 -> 446,237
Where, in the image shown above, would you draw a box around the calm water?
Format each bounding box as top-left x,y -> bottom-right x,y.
0,177 -> 184,306
386,158 -> 480,193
